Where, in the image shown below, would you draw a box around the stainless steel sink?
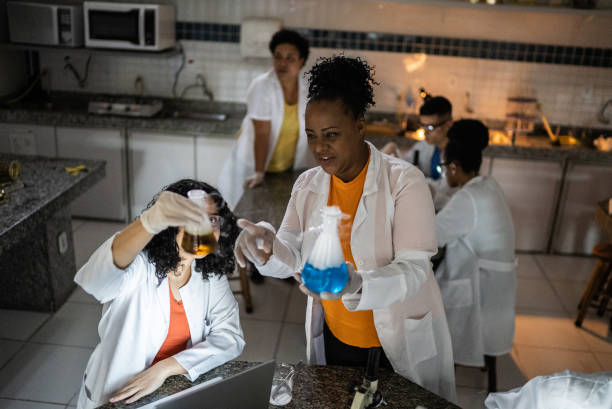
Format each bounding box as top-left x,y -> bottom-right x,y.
171,111 -> 227,121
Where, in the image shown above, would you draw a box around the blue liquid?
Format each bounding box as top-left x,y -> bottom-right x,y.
302,262 -> 349,294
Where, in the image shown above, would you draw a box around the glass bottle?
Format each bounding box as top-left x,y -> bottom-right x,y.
301,206 -> 348,294
181,189 -> 217,256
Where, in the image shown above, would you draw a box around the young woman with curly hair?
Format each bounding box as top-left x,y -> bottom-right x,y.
75,179 -> 244,409
234,55 -> 456,401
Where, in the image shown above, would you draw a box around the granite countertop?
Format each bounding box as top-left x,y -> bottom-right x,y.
0,153 -> 105,253
1,92 -> 611,163
96,361 -> 459,409
0,92 -> 245,135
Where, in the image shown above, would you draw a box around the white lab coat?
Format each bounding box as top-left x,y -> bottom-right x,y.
218,69 -> 315,210
74,235 -> 245,409
485,370 -> 612,409
403,140 -> 457,211
256,143 -> 456,402
435,175 -> 516,367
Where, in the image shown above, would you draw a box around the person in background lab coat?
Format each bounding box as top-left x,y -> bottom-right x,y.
382,95 -> 457,211
218,29 -> 316,210
435,120 -> 516,370
233,55 -> 456,402
75,179 -> 244,409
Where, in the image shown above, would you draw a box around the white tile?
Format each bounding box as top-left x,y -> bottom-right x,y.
0,340 -> 24,368
284,284 -> 307,324
236,319 -> 281,363
0,310 -> 50,341
0,343 -> 92,404
514,310 -> 590,351
0,400 -> 65,409
576,313 -> 612,354
516,278 -> 565,312
275,323 -> 306,365
535,254 -> 597,283
454,349 -> 526,392
594,352 -> 612,370
73,221 -> 127,269
66,287 -> 98,305
549,280 -> 588,316
455,386 -> 487,409
234,276 -> 292,322
513,345 -> 602,379
31,302 -> 102,348
516,254 -> 544,279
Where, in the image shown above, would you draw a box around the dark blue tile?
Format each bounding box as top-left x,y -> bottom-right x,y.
451,48 -> 459,57
432,46 -> 440,55
584,48 -> 593,58
442,38 -> 450,47
499,42 -> 507,51
544,54 -> 553,63
368,42 -> 375,51
423,37 -> 431,45
452,38 -> 460,47
394,43 -> 403,52
359,32 -> 367,41
432,37 -> 441,46
469,39 -> 478,49
479,49 -> 487,59
546,45 -> 554,54
404,43 -> 413,53
575,47 -> 584,56
553,54 -> 562,64
441,47 -> 450,56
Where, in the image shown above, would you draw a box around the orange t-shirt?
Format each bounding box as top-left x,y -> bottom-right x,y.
152,284 -> 191,365
321,155 -> 381,348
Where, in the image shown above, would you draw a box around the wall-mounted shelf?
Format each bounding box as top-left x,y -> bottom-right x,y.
0,42 -> 181,58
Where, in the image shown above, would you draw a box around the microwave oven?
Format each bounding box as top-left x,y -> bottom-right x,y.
7,1 -> 83,47
83,2 -> 175,51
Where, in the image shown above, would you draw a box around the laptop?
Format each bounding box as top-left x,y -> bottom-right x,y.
139,360 -> 275,409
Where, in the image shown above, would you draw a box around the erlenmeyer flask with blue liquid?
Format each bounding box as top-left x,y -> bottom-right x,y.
301,206 -> 348,294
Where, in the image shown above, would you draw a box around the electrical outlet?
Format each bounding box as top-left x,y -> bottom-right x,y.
57,231 -> 68,255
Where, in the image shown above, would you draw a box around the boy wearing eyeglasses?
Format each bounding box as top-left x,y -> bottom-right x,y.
382,95 -> 456,210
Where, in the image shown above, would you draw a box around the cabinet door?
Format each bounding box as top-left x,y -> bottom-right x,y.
490,158 -> 563,252
0,123 -> 56,156
552,163 -> 612,255
129,131 -> 196,220
195,135 -> 235,186
56,127 -> 127,221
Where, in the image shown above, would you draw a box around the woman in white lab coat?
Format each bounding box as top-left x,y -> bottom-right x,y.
218,29 -> 316,210
75,179 -> 244,409
233,56 -> 456,402
435,120 -> 516,368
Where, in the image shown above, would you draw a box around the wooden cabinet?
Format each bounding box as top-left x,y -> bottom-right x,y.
128,130 -> 196,220
56,127 -> 127,221
552,162 -> 612,254
490,157 -> 563,252
0,123 -> 56,156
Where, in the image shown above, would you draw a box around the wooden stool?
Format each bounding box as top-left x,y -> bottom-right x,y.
229,259 -> 254,313
575,244 -> 612,328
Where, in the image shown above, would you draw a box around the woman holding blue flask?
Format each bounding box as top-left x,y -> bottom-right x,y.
234,55 -> 456,402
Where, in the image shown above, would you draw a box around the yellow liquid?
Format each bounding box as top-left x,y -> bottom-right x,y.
181,231 -> 218,256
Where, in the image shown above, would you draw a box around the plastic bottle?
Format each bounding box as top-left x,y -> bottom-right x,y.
301,206 -> 348,294
181,189 -> 217,256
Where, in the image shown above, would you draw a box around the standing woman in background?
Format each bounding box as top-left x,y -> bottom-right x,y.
219,29 -> 315,210
234,55 -> 456,402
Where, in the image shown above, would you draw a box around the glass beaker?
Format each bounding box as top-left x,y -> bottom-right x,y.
181,189 -> 217,256
269,363 -> 295,406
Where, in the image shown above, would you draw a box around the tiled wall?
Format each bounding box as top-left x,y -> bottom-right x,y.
38,0 -> 612,129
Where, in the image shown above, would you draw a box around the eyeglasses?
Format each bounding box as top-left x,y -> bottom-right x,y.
436,161 -> 451,175
419,118 -> 450,132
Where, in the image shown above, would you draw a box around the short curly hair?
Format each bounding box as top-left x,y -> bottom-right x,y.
306,54 -> 378,119
269,29 -> 310,62
141,179 -> 239,283
445,119 -> 490,174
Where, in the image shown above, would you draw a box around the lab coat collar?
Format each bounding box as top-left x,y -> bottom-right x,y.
464,175 -> 485,188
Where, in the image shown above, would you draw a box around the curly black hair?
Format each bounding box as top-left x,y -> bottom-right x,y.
269,29 -> 310,62
420,96 -> 452,117
306,54 -> 378,119
444,119 -> 490,174
142,179 -> 239,283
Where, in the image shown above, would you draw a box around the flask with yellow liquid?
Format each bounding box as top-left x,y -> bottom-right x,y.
181,189 -> 218,256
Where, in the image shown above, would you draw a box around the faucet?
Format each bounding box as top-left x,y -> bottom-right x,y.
179,73 -> 214,101
598,99 -> 612,124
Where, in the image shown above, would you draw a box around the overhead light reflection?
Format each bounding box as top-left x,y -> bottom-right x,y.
403,53 -> 427,73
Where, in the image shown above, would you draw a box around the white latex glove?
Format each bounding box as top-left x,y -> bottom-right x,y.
243,171 -> 265,189
234,219 -> 275,267
295,262 -> 362,300
139,191 -> 205,234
